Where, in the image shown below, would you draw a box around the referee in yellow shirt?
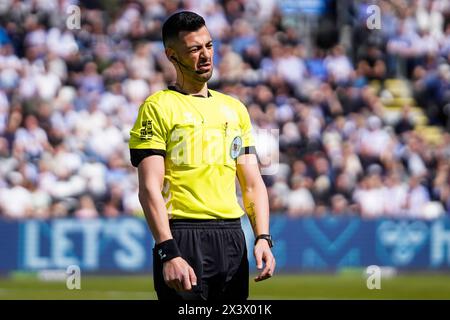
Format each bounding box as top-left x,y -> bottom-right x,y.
129,11 -> 275,301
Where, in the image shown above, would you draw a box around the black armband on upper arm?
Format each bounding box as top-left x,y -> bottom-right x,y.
130,148 -> 166,167
239,146 -> 256,156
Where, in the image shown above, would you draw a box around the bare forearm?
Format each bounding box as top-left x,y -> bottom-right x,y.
139,188 -> 172,244
242,182 -> 270,236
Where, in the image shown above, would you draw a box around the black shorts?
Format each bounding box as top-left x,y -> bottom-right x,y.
152,218 -> 249,301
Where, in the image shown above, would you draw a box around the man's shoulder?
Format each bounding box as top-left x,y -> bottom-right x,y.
143,89 -> 177,106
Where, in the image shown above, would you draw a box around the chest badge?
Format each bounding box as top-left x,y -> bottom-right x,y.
230,136 -> 242,159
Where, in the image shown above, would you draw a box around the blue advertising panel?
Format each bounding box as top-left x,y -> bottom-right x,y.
1,216 -> 450,273
0,220 -> 19,272
277,0 -> 331,16
16,217 -> 153,272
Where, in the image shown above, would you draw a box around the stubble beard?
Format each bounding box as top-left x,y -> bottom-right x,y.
194,68 -> 213,83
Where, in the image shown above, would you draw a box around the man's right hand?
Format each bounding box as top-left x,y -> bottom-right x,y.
163,257 -> 197,291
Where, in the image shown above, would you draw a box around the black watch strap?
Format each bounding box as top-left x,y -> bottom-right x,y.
254,234 -> 273,248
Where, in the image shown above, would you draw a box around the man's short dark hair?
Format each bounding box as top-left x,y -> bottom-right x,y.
162,11 -> 206,48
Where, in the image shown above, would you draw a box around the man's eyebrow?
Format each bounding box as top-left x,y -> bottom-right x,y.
187,40 -> 213,49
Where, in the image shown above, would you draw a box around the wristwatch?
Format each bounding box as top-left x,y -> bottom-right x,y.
254,234 -> 274,248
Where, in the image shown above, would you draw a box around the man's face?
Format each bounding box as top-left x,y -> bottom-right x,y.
170,26 -> 214,83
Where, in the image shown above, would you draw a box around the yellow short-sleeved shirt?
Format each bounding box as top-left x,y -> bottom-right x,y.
129,88 -> 256,220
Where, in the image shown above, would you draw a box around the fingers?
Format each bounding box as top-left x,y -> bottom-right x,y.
163,259 -> 197,292
166,274 -> 189,291
164,272 -> 183,291
165,277 -> 183,291
174,280 -> 184,291
180,267 -> 197,291
189,267 -> 197,287
254,253 -> 276,282
182,270 -> 192,291
254,248 -> 268,281
255,250 -> 263,270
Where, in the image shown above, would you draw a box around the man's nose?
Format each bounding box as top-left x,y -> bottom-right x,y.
200,46 -> 211,60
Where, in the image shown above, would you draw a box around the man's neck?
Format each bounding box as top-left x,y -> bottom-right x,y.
175,81 -> 209,98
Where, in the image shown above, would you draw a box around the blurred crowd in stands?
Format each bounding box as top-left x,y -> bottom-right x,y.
0,0 -> 449,220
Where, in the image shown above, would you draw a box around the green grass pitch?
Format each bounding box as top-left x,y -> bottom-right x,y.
1,272 -> 450,300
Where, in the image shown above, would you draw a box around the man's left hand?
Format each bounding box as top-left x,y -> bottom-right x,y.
253,240 -> 276,282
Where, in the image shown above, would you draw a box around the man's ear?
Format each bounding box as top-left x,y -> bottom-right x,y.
165,48 -> 176,63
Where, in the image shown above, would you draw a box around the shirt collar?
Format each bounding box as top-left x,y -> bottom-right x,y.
168,85 -> 212,98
